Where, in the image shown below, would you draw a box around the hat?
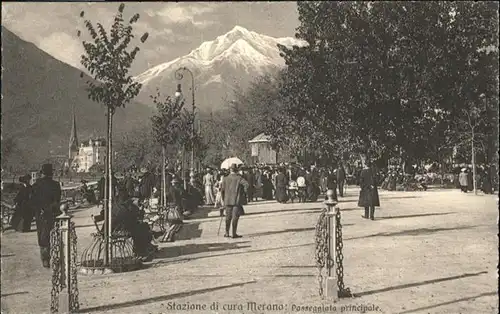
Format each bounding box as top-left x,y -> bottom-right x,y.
461,168 -> 466,172
41,164 -> 53,176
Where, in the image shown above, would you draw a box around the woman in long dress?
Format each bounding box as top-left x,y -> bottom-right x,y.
203,169 -> 215,205
11,175 -> 33,232
214,174 -> 224,209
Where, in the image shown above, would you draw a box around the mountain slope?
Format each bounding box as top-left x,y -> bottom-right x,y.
1,27 -> 154,169
135,26 -> 305,111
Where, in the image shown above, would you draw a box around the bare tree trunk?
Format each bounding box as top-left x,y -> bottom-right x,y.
472,135 -> 477,195
108,110 -> 114,263
182,145 -> 187,190
162,145 -> 166,206
103,108 -> 111,266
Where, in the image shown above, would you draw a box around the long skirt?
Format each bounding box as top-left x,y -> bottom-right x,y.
262,183 -> 273,200
130,222 -> 153,257
36,213 -> 56,248
275,186 -> 288,203
205,185 -> 215,205
214,190 -> 224,208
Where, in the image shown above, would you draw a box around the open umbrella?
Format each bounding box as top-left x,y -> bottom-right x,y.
221,157 -> 243,170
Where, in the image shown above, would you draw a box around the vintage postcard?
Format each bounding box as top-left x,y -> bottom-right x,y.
1,2 -> 498,314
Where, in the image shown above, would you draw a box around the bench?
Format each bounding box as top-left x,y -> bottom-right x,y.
91,214 -> 132,243
1,201 -> 15,233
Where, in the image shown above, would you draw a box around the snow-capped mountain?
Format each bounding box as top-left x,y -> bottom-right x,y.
135,26 -> 306,111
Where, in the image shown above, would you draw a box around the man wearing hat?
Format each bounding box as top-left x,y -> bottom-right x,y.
459,168 -> 468,193
10,174 -> 33,232
31,164 -> 62,268
220,163 -> 249,238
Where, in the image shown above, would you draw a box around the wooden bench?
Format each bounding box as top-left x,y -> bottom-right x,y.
1,201 -> 15,233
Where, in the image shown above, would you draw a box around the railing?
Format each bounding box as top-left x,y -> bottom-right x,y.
50,205 -> 79,313
315,190 -> 352,300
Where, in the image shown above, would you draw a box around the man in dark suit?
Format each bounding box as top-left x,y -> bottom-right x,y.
336,164 -> 346,197
221,164 -> 249,238
31,164 -> 62,268
358,161 -> 380,220
243,168 -> 255,203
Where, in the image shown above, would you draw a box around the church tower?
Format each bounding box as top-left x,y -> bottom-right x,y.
69,108 -> 79,160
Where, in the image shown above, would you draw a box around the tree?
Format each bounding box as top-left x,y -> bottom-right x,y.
277,1 -> 498,171
77,3 -> 149,265
151,90 -> 185,205
114,126 -> 161,172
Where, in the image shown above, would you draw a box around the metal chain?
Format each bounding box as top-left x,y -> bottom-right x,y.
69,221 -> 80,312
314,208 -> 332,298
335,209 -> 352,298
50,221 -> 61,313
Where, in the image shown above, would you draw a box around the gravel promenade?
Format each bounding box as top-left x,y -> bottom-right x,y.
1,187 -> 497,314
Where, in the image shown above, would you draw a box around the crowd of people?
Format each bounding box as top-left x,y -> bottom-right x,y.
5,158 -> 496,268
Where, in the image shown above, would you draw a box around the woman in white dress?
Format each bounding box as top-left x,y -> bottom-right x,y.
214,174 -> 224,209
203,169 -> 216,205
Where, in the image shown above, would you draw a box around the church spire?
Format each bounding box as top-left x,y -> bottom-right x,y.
69,107 -> 78,158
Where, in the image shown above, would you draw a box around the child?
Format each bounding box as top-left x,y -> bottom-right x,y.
288,179 -> 298,203
297,175 -> 307,203
214,174 -> 224,213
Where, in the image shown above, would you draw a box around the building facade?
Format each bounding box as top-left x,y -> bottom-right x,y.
67,110 -> 106,173
73,138 -> 106,173
248,133 -> 278,165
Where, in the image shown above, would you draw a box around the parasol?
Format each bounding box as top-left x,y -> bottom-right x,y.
221,157 -> 243,169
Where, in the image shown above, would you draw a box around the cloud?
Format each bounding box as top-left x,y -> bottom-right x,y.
146,4 -> 219,28
38,32 -> 84,69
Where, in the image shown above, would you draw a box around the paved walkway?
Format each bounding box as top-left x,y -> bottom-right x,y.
1,188 -> 497,314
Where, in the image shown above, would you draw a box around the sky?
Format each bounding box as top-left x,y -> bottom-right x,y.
1,1 -> 299,75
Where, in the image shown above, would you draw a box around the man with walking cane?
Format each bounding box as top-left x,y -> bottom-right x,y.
219,164 -> 249,238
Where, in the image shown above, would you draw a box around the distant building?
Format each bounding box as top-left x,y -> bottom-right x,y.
73,138 -> 106,173
66,109 -> 106,173
248,133 -> 278,164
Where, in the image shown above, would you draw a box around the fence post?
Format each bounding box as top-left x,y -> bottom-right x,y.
324,189 -> 338,300
51,203 -> 79,313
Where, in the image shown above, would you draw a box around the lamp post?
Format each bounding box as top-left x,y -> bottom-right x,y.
174,67 -> 196,171
160,84 -> 183,206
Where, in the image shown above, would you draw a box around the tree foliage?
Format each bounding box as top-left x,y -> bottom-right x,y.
150,90 -> 185,147
77,3 -> 149,113
275,1 -> 498,165
114,126 -> 161,171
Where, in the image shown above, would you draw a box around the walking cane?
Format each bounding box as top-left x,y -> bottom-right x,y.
217,213 -> 224,236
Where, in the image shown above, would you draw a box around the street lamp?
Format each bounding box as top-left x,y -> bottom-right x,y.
174,67 -> 196,171
175,83 -> 182,99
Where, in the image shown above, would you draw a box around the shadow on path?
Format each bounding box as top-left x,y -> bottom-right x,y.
1,253 -> 15,258
355,271 -> 488,298
346,225 -> 477,240
1,291 -> 28,297
79,280 -> 257,313
248,227 -> 315,238
149,242 -> 315,268
245,207 -> 323,217
190,206 -> 217,219
377,212 -> 456,220
248,225 -> 353,238
154,241 -> 251,259
381,196 -> 422,200
274,274 -> 315,278
397,291 -> 497,314
175,222 -> 203,241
